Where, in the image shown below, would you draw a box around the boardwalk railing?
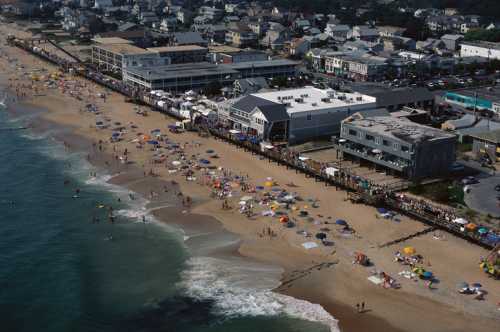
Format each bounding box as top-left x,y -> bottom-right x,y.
10,37 -> 498,250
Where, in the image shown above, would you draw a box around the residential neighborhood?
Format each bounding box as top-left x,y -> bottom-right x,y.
1,2 -> 500,332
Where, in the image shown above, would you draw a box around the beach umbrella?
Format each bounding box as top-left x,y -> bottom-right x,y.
403,246 -> 416,255
422,271 -> 433,279
472,282 -> 482,288
315,232 -> 327,240
206,149 -> 215,154
477,227 -> 488,235
377,207 -> 387,214
465,223 -> 477,231
264,181 -> 274,187
147,140 -> 159,145
199,159 -> 210,164
255,186 -> 264,191
335,219 -> 347,226
453,218 -> 468,225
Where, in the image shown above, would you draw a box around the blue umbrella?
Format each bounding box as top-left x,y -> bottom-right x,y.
199,159 -> 210,164
335,219 -> 347,226
255,186 -> 264,190
478,227 -> 488,234
422,271 -> 433,279
147,140 -> 159,145
377,207 -> 387,214
112,132 -> 120,137
486,233 -> 500,245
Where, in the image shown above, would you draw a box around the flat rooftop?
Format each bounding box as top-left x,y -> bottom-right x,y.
226,59 -> 299,69
449,87 -> 500,103
208,45 -> 243,53
147,45 -> 207,53
462,41 -> 500,50
344,116 -> 455,144
126,62 -> 239,80
92,37 -> 133,45
253,87 -> 376,114
94,43 -> 153,55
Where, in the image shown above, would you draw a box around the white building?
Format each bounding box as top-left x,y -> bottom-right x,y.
460,41 -> 500,60
94,0 -> 113,9
223,87 -> 377,144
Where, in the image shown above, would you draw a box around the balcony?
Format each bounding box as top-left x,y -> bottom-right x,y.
335,140 -> 410,172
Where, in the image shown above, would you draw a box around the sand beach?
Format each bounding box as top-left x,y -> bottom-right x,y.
0,22 -> 499,332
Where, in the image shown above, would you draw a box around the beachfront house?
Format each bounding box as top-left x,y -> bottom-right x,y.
335,114 -> 456,179
220,87 -> 377,144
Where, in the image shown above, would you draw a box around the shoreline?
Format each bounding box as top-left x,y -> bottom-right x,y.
5,103 -> 345,331
1,26 -> 499,332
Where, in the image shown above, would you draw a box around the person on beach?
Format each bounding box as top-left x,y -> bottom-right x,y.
356,303 -> 360,313
361,302 -> 365,313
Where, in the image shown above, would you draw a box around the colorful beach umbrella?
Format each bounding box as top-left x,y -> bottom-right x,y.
477,227 -> 488,234
403,246 -> 416,255
335,219 -> 347,226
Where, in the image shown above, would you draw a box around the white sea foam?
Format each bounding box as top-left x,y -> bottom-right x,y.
181,256 -> 340,332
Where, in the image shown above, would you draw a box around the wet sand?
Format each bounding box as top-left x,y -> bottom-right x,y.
1,22 -> 499,332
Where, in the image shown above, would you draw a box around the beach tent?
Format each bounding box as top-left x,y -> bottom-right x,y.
465,223 -> 477,231
335,219 -> 347,226
302,242 -> 319,250
324,167 -> 339,177
453,218 -> 468,225
477,227 -> 489,235
403,246 -> 416,255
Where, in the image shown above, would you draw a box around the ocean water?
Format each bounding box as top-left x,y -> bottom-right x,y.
0,102 -> 336,332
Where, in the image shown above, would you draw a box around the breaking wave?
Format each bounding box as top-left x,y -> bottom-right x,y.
181,256 -> 340,332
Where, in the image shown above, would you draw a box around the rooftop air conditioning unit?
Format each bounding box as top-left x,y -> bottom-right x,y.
311,102 -> 318,107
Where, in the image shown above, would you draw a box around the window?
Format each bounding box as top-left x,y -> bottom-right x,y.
375,137 -> 381,145
366,134 -> 374,141
382,140 -> 390,146
401,145 -> 409,153
306,114 -> 312,121
393,143 -> 399,150
349,129 -> 357,136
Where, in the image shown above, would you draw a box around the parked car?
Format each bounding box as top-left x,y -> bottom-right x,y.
462,176 -> 478,185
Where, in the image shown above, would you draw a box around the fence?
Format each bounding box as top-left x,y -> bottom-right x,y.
10,37 -> 498,250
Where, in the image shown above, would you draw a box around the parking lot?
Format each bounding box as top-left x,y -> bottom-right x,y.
464,173 -> 500,218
